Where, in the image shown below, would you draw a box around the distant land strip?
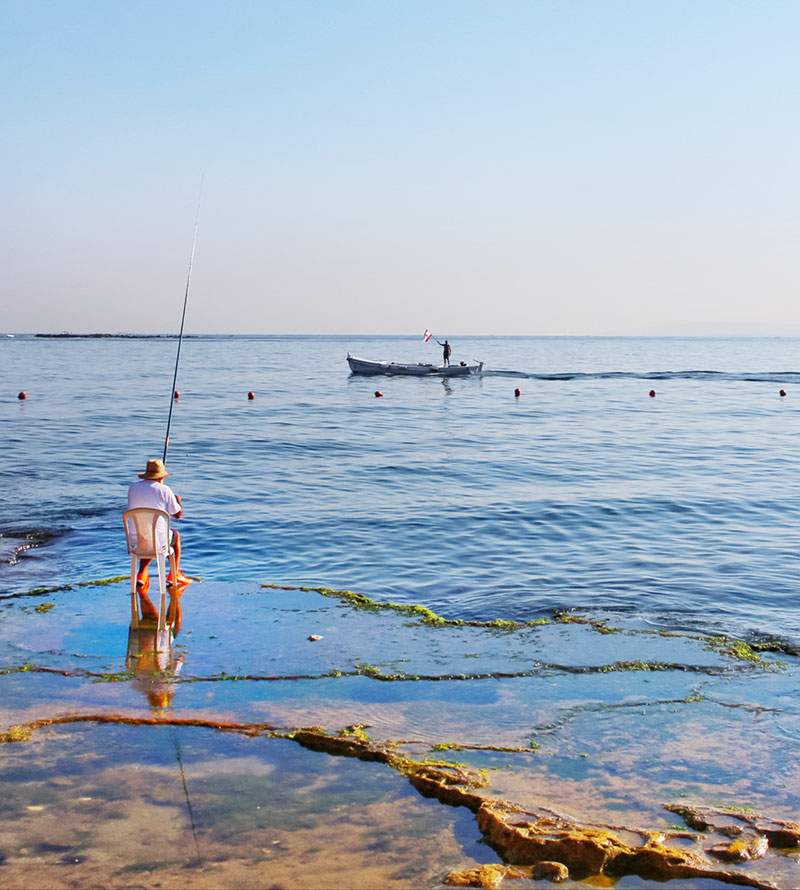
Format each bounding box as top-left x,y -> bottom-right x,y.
35,333 -> 194,338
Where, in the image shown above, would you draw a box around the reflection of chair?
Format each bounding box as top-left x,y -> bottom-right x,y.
126,622 -> 182,709
123,508 -> 177,632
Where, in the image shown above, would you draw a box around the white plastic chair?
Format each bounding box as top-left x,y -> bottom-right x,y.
123,508 -> 177,632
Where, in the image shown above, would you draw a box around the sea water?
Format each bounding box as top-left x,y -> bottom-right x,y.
3,334 -> 800,888
2,334 -> 800,643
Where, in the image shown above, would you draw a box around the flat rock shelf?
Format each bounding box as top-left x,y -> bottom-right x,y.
1,580 -> 798,889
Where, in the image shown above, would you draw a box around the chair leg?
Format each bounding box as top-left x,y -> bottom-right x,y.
130,555 -> 139,627
155,552 -> 168,633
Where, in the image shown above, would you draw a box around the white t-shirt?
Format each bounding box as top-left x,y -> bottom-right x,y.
126,480 -> 181,552
127,479 -> 181,516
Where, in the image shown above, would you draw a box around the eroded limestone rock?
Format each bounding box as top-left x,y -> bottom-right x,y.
711,836 -> 769,862
444,864 -> 525,889
666,802 -> 800,849
531,860 -> 569,882
476,808 -> 629,877
476,804 -> 781,889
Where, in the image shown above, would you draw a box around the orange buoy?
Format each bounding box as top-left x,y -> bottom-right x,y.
514,388 -> 521,397
174,390 -> 180,399
649,390 -> 656,398
247,391 -> 255,400
17,391 -> 26,400
374,390 -> 384,398
780,389 -> 787,397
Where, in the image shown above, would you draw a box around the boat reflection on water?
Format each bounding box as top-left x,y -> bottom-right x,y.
126,588 -> 186,710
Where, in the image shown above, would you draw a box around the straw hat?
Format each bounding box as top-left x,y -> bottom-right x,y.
139,458 -> 171,480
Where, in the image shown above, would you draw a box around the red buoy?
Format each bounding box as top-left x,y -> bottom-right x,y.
780,389 -> 787,397
17,391 -> 26,400
247,391 -> 255,400
649,390 -> 656,398
174,390 -> 180,399
374,390 -> 383,398
514,388 -> 521,397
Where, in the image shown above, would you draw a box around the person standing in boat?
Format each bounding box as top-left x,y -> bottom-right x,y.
435,338 -> 452,367
127,458 -> 190,590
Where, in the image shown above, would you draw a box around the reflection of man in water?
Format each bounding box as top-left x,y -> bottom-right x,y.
435,338 -> 452,366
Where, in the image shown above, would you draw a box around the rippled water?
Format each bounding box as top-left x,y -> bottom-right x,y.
3,334 -> 800,642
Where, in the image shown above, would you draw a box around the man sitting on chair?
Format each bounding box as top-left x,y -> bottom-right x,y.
127,458 -> 189,590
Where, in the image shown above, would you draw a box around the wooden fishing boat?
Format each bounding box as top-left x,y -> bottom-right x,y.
347,354 -> 483,377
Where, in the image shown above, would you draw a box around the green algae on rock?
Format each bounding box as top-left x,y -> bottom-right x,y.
338,723 -> 370,741
261,583 -> 549,629
260,584 -> 789,671
711,836 -> 769,862
704,636 -> 765,663
0,724 -> 33,743
75,575 -> 130,588
24,584 -> 72,596
22,576 -> 129,598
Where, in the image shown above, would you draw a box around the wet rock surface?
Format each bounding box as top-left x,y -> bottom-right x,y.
0,581 -> 798,888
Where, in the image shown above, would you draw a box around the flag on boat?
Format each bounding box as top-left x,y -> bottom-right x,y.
423,329 -> 432,342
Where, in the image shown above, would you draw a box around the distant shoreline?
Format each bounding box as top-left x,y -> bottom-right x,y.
34,333 -> 186,339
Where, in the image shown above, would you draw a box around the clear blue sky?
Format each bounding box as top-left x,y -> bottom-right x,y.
2,0 -> 798,335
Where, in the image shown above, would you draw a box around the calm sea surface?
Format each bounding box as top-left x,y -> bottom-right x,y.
3,335 -> 800,643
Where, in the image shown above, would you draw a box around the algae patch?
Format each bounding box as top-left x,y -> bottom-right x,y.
17,576 -> 131,600
0,724 -> 33,743
338,723 -> 370,741
704,636 -> 764,662
261,584 -> 551,629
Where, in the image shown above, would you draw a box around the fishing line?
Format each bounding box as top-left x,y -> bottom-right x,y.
163,181 -> 203,464
171,452 -> 192,491
172,727 -> 203,866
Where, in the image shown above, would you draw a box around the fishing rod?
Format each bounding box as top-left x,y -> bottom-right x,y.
163,183 -> 203,464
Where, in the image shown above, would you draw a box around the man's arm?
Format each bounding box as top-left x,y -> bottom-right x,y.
172,494 -> 183,520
